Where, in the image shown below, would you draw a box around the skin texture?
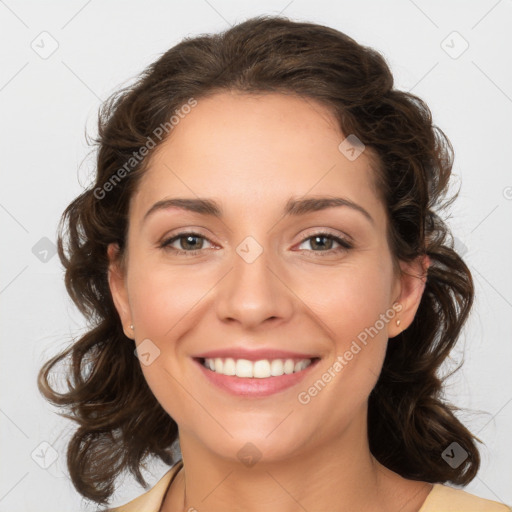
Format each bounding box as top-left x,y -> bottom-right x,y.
108,91 -> 431,512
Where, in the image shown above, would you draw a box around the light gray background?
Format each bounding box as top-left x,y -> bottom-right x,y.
1,1 -> 511,510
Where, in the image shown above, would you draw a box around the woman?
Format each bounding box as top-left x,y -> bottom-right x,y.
38,15 -> 511,512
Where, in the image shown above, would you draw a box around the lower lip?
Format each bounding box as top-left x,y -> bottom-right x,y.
193,358 -> 320,398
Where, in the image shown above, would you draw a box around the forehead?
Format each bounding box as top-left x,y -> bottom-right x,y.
130,91 -> 384,227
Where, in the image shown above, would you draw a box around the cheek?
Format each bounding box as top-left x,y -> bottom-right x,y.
127,261 -> 212,341
126,260 -> 219,424
301,259 -> 395,346
297,256 -> 395,406
293,262 -> 394,434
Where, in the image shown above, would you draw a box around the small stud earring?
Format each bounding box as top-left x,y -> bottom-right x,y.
129,324 -> 134,330
396,319 -> 401,326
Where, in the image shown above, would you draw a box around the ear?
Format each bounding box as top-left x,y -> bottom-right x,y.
388,254 -> 430,339
107,243 -> 133,339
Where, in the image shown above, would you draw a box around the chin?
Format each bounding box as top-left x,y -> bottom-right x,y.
193,423 -> 311,466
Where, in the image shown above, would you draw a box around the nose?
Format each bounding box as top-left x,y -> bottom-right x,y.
215,242 -> 295,330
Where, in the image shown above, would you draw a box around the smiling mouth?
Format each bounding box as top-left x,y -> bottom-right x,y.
196,357 -> 321,378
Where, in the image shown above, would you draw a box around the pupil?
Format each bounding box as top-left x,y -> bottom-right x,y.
184,235 -> 201,250
312,236 -> 331,250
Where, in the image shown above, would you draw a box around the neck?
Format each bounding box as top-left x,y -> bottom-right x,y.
161,411 -> 429,512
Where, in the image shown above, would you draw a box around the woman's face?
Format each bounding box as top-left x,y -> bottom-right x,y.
109,91 -> 426,463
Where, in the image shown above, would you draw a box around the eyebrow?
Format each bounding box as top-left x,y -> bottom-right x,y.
142,196 -> 375,225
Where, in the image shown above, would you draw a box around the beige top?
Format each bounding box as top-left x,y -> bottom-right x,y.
107,461 -> 511,512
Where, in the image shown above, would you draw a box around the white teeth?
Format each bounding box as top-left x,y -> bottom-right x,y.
223,357 -> 236,375
202,357 -> 313,378
235,359 -> 253,378
294,360 -> 309,372
284,359 -> 295,374
253,360 -> 271,378
270,359 -> 284,376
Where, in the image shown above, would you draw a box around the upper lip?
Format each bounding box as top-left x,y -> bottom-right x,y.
193,348 -> 320,361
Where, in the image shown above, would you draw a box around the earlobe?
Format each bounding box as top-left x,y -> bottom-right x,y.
389,254 -> 430,338
107,243 -> 133,338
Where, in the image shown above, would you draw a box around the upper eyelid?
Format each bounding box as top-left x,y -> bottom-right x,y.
160,230 -> 217,246
161,229 -> 352,248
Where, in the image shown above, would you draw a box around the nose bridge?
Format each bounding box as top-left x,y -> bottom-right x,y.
214,234 -> 294,327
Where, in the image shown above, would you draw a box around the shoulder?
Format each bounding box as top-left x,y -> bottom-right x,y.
105,461 -> 183,512
420,483 -> 512,512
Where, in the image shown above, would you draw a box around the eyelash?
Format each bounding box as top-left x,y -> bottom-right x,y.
159,231 -> 353,257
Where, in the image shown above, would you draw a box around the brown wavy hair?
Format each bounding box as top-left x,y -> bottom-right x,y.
38,15 -> 482,506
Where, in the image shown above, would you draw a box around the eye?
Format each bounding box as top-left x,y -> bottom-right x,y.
296,232 -> 353,256
159,231 -> 353,257
159,232 -> 214,255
